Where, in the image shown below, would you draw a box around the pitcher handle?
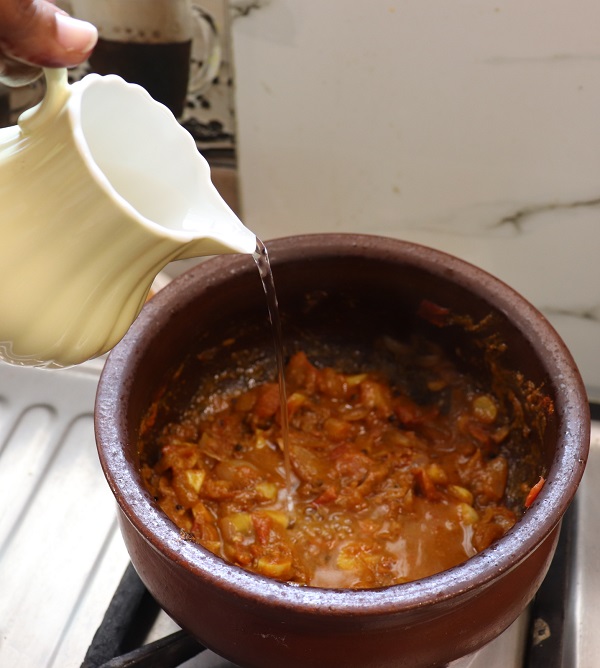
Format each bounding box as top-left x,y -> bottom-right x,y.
18,68 -> 70,134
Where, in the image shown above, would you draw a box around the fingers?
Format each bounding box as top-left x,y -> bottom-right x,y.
0,0 -> 97,86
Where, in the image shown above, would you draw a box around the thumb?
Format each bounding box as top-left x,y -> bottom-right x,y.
0,0 -> 97,85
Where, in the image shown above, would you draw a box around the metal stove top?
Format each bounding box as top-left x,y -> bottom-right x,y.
0,358 -> 596,667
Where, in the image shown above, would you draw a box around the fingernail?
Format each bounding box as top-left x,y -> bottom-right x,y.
55,13 -> 98,54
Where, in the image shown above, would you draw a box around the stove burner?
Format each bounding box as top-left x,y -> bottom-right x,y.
81,564 -> 204,668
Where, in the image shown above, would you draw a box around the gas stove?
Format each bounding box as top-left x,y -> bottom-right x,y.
0,358 -> 596,667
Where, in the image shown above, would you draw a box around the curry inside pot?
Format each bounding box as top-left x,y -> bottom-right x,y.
136,268 -> 553,589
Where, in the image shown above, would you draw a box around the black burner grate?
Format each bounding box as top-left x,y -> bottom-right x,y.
81,564 -> 204,668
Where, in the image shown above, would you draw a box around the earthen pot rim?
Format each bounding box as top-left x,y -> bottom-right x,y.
95,233 -> 590,618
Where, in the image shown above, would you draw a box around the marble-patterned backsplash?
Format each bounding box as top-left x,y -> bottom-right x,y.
230,0 -> 600,398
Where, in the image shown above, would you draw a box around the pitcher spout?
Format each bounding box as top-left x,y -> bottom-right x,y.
66,71 -> 257,260
175,177 -> 256,259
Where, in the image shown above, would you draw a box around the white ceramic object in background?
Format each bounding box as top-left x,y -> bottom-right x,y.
0,68 -> 255,368
231,0 -> 600,397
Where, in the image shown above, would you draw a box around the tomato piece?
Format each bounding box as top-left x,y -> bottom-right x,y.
313,485 -> 338,505
253,383 -> 281,419
525,476 -> 545,508
286,351 -> 318,391
417,300 -> 450,327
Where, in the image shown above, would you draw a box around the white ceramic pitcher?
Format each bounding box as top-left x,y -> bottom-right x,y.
0,68 -> 256,368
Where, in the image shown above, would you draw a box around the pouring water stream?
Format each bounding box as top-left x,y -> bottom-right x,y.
253,240 -> 294,516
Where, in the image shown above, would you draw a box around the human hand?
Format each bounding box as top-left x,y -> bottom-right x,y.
0,0 -> 97,86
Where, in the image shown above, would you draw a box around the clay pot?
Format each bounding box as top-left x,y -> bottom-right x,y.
95,234 -> 589,668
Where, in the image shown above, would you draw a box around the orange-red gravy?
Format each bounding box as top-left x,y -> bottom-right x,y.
141,349 -> 518,589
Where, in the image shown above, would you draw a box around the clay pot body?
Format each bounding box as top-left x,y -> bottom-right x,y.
95,234 -> 589,668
